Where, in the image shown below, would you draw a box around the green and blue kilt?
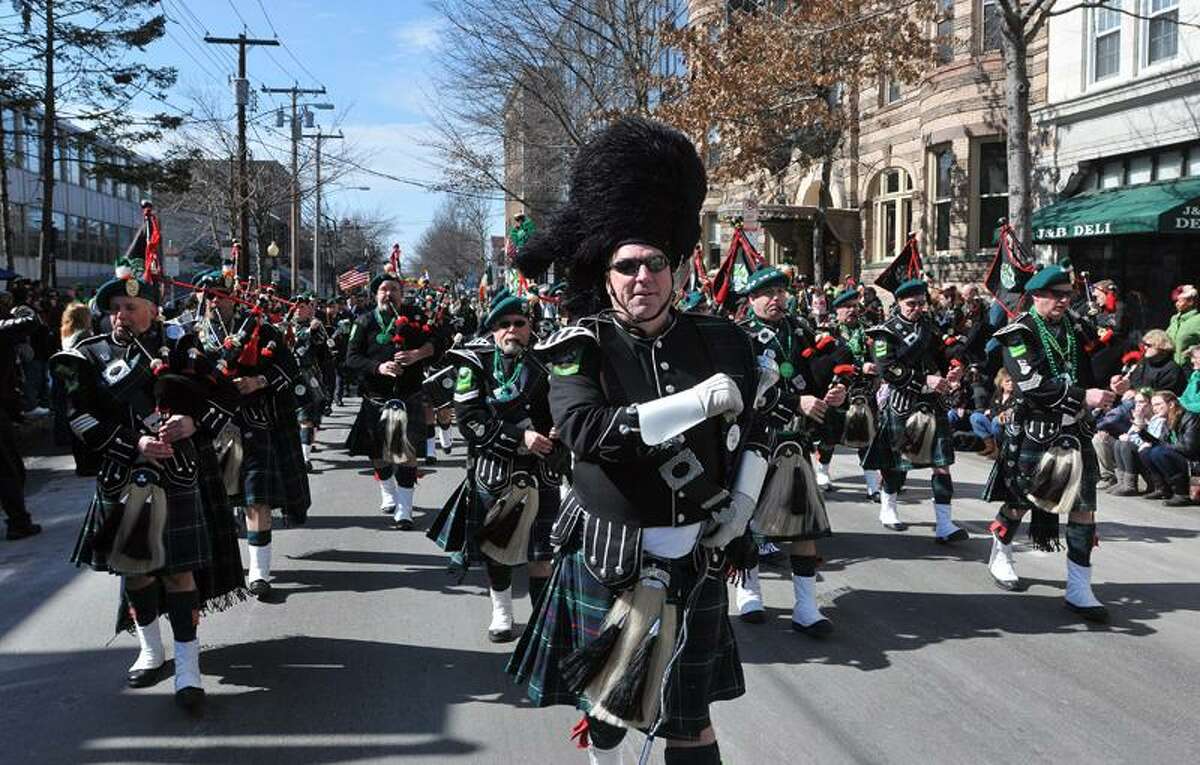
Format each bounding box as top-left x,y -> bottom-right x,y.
295,366 -> 327,427
861,396 -> 955,472
238,403 -> 311,524
345,393 -> 428,461
71,455 -> 211,577
506,536 -> 745,740
427,473 -> 557,567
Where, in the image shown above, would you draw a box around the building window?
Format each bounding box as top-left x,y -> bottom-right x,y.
1187,147 -> 1200,177
882,78 -> 902,105
1093,1 -> 1122,80
936,0 -> 955,64
1156,150 -> 1183,180
1128,155 -> 1153,184
1146,0 -> 1179,65
1100,160 -> 1124,188
981,0 -> 1003,51
932,148 -> 954,251
1,108 -> 15,161
24,114 -> 40,173
872,168 -> 913,262
977,141 -> 1007,249
707,215 -> 722,266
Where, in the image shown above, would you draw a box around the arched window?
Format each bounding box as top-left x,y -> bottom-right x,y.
872,168 -> 913,262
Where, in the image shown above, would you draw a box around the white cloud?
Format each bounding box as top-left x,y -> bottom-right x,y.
392,18 -> 444,51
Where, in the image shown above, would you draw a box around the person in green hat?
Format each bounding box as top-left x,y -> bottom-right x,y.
982,264 -> 1125,622
731,266 -> 847,635
289,292 -> 333,472
51,260 -> 246,714
427,289 -> 565,642
862,278 -> 970,543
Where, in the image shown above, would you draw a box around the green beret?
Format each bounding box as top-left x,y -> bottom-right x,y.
743,266 -> 789,295
368,271 -> 402,294
95,277 -> 159,311
1024,264 -> 1071,293
831,288 -> 860,309
894,278 -> 927,299
483,293 -> 527,329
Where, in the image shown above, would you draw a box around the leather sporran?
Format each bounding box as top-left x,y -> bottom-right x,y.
478,473 -> 540,566
216,423 -> 243,497
105,466 -> 169,575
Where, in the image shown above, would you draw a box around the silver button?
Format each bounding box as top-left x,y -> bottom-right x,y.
655,341 -> 663,349
677,490 -> 685,498
659,361 -> 669,370
677,513 -> 685,522
665,384 -> 676,393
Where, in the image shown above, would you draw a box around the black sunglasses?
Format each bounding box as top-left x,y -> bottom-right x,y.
610,253 -> 670,276
495,318 -> 529,330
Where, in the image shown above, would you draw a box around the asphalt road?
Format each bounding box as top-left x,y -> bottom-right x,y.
2,400 -> 1198,764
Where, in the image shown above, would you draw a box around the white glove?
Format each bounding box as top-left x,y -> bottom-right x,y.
702,491 -> 756,549
637,373 -> 743,445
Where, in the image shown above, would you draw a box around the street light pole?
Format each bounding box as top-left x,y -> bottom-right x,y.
305,129 -> 343,294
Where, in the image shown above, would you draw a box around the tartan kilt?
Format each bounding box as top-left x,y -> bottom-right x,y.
506,536 -> 745,740
984,424 -> 1099,515
295,367 -> 327,426
70,457 -> 210,576
861,397 -> 955,472
346,394 -> 428,461
427,475 -> 557,566
239,417 -> 311,524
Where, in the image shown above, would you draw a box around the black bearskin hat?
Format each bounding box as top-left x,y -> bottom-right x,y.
515,117 -> 706,311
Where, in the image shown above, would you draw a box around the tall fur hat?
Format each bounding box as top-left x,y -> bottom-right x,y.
515,117 -> 706,311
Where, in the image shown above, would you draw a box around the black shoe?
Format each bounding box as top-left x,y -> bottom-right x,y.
127,663 -> 166,688
868,491 -> 880,503
381,504 -> 396,515
248,579 -> 272,600
738,610 -> 766,624
487,627 -> 515,643
935,528 -> 970,544
1164,495 -> 1196,507
1144,486 -> 1171,500
175,686 -> 206,715
6,523 -> 42,541
991,574 -> 1021,592
393,518 -> 414,531
335,399 -> 344,407
882,522 -> 908,531
425,455 -> 438,466
1065,601 -> 1109,623
792,618 -> 834,638
305,460 -> 315,474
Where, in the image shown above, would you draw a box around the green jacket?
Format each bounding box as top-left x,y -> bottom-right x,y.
1167,309 -> 1200,365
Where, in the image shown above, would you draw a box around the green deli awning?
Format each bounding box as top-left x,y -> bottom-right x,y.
1032,176 -> 1200,242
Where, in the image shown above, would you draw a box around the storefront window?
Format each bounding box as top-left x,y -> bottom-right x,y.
977,141 -> 1008,248
933,149 -> 954,251
1093,1 -> 1121,81
1128,156 -> 1153,185
1146,0 -> 1179,65
1156,150 -> 1183,180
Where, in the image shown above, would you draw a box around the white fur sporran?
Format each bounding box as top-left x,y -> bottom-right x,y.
107,468 -> 169,575
754,444 -> 825,539
842,395 -> 876,449
215,423 -> 243,497
380,399 -> 416,466
478,475 -> 539,566
1025,440 -> 1084,515
901,405 -> 937,466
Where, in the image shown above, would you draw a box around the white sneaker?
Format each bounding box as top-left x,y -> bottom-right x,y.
488,588 -> 515,642
734,566 -> 765,623
988,536 -> 1019,590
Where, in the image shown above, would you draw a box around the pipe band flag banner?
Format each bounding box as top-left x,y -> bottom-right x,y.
873,232 -> 922,294
711,220 -> 765,312
985,221 -> 1037,318
124,201 -> 164,284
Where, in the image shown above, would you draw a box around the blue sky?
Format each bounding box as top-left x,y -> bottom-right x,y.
139,0 -> 495,260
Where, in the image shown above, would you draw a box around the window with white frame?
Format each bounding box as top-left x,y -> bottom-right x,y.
1146,0 -> 1179,65
883,78 -> 902,105
932,149 -> 954,251
976,141 -> 1008,249
981,0 -> 1003,52
1093,1 -> 1122,81
936,0 -> 955,64
873,168 -> 913,261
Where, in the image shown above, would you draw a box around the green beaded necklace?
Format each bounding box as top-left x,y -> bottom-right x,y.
755,316 -> 796,378
492,351 -> 524,401
1031,311 -> 1078,381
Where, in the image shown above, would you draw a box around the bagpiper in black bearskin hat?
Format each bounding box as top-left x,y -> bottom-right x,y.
513,117 -> 707,315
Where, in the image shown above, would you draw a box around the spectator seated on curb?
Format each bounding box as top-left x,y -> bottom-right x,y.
1108,388 -> 1160,497
968,368 -> 1016,459
1136,390 -> 1200,507
1122,330 -> 1187,395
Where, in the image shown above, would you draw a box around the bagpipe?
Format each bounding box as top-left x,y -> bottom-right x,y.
375,302 -> 438,467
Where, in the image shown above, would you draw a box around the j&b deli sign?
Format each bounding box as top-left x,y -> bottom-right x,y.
1035,221 -> 1113,240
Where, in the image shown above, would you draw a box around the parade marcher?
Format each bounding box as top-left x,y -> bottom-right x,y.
982,265 -> 1122,622
815,287 -> 882,500
52,264 -> 245,713
862,279 -> 969,542
507,117 -> 768,765
731,267 -> 845,635
195,267 -> 311,600
290,293 -> 333,472
427,290 -> 565,642
1,304 -> 42,540
345,271 -> 444,529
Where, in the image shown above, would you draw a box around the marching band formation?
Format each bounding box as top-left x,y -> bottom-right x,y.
55,118 -> 1115,764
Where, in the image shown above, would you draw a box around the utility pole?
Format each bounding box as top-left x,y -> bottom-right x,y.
38,0 -> 56,285
205,32 -> 278,279
262,84 -> 326,293
304,129 -> 342,294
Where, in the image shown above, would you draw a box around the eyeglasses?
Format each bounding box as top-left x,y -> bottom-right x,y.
609,253 -> 670,276
1036,290 -> 1073,303
495,318 -> 528,330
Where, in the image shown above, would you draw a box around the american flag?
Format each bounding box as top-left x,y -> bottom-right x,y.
337,265 -> 370,292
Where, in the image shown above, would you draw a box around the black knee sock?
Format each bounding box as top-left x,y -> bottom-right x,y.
664,742 -> 722,764
486,561 -> 512,592
1065,522 -> 1097,567
528,576 -> 549,606
882,469 -> 905,494
125,582 -> 159,626
300,426 -> 314,445
990,511 -> 1022,544
396,465 -> 418,489
789,555 -> 817,577
586,715 -> 626,751
375,464 -> 394,482
817,447 -> 834,465
246,529 -> 272,547
165,590 -> 199,642
932,473 -> 954,504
